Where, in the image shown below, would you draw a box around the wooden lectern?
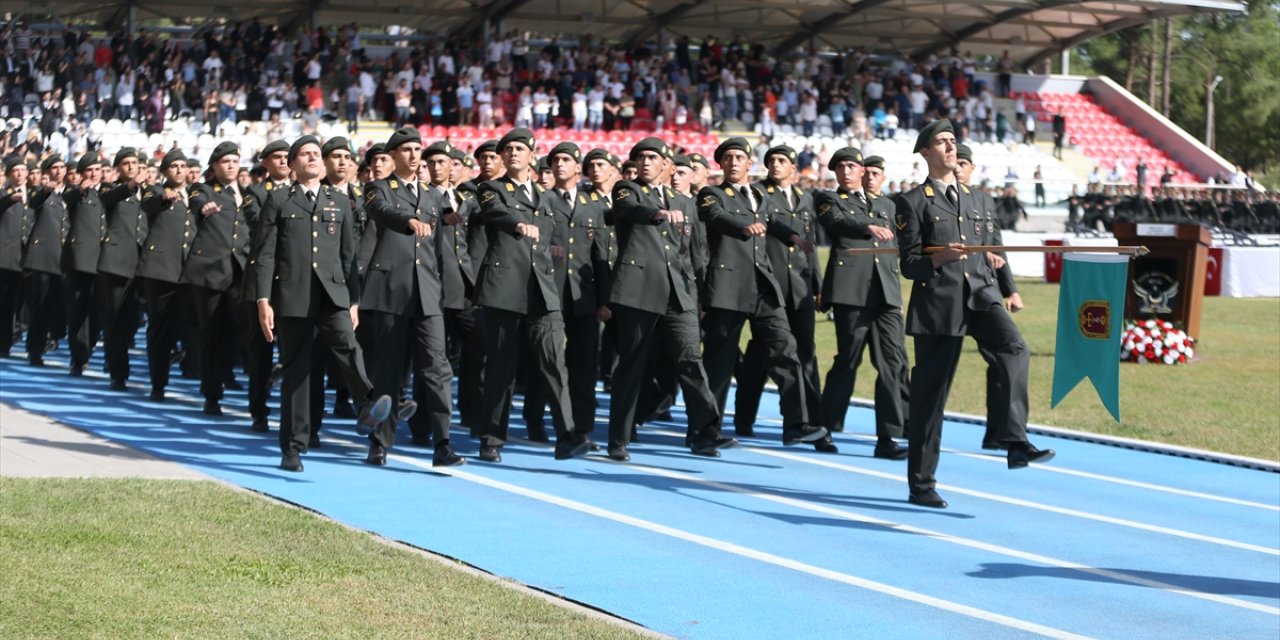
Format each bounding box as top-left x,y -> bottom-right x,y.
1113,222 -> 1210,339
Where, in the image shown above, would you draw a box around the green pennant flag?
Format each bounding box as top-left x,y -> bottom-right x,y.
1051,253 -> 1129,421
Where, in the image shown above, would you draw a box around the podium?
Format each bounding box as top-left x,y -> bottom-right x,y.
1113,222 -> 1210,338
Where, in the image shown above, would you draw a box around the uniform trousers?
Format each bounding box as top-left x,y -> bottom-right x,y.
368,308 -> 454,448
702,298 -> 811,429
817,296 -> 910,438
96,273 -> 140,383
64,271 -> 99,367
734,303 -> 821,429
23,271 -> 62,359
480,302 -> 575,444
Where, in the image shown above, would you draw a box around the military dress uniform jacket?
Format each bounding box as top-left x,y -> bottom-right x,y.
546,186 -> 610,317
696,181 -> 796,312
250,184 -> 360,318
815,188 -> 901,309
895,181 -> 1001,337
22,188 -> 68,275
181,181 -> 251,291
0,189 -> 31,272
430,186 -> 477,311
973,188 -> 1017,298
361,176 -> 443,318
474,177 -> 560,314
607,180 -> 699,315
61,185 -> 105,275
137,185 -> 196,283
760,180 -> 820,311
97,183 -> 148,278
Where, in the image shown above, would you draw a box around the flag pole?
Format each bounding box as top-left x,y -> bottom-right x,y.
843,245 -> 1150,256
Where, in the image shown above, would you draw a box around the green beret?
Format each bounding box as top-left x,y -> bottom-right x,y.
449,148 -> 466,162
386,126 -> 421,150
4,156 -> 24,173
186,159 -> 201,170
956,143 -> 973,162
688,153 -> 709,169
498,128 -> 535,152
322,137 -> 352,158
764,145 -> 797,164
474,139 -> 499,158
827,147 -> 864,171
422,141 -> 454,159
208,141 -> 239,165
113,147 -> 138,166
608,153 -> 624,170
364,143 -> 388,168
913,118 -> 954,153
672,154 -> 692,169
41,155 -> 65,171
159,148 -> 187,172
713,137 -> 750,163
259,139 -> 289,161
534,156 -> 549,173
583,148 -> 611,167
547,142 -> 581,163
629,137 -> 671,161
461,154 -> 474,168
287,135 -> 320,164
76,153 -> 103,173
862,155 -> 885,170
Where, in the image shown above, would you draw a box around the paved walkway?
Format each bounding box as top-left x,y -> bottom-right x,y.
0,402 -> 208,479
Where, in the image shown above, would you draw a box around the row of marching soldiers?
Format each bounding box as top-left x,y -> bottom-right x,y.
0,122 -> 1027,482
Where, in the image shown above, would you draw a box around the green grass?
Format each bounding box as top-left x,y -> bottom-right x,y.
0,478 -> 648,640
794,248 -> 1280,461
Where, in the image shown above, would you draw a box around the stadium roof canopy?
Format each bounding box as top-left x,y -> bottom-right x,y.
31,0 -> 1246,66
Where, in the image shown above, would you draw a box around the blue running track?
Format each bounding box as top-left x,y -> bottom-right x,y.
1,343 -> 1277,640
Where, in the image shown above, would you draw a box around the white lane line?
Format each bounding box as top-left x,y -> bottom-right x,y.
730,416 -> 1280,513
684,437 -> 1280,557
601,446 -> 1280,617
374,450 -> 1095,640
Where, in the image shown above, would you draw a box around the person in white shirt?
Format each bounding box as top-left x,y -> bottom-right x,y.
587,85 -> 605,130
532,87 -> 550,128
571,87 -> 587,130
476,86 -> 494,128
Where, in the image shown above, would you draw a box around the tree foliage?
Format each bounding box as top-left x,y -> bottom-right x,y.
1072,3 -> 1280,182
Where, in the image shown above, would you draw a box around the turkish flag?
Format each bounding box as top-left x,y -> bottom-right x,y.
1044,239 -> 1065,283
1204,247 -> 1223,296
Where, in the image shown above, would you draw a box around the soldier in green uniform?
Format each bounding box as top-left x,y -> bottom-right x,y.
894,120 -> 1055,509
96,148 -> 147,389
813,149 -> 909,460
696,137 -> 826,447
732,145 -> 834,452
23,156 -> 69,366
474,128 -> 588,463
137,149 -> 196,400
0,158 -> 32,360
62,153 -> 106,375
606,137 -> 734,460
250,136 -> 395,472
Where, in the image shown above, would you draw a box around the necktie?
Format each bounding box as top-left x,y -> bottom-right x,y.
855,191 -> 866,206
230,184 -> 242,207
740,186 -> 753,210
946,185 -> 958,205
520,184 -> 531,201
785,188 -> 794,210
407,182 -> 417,202
305,190 -> 316,207
561,190 -> 572,204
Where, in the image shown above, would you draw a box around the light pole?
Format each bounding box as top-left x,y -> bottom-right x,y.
1205,74 -> 1223,150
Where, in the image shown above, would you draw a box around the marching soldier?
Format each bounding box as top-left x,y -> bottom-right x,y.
320,137 -> 366,421
474,128 -> 588,463
0,158 -> 32,359
696,137 -> 826,447
894,119 -> 1055,509
606,137 -> 733,460
62,153 -> 106,375
138,149 -> 197,401
522,141 -> 611,444
438,145 -> 486,433
813,149 -> 909,459
732,145 -> 833,453
97,148 -> 148,390
23,156 -> 70,366
250,135 -> 395,472
583,148 -> 622,393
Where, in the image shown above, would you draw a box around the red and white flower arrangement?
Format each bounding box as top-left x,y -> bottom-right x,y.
1120,319 -> 1195,364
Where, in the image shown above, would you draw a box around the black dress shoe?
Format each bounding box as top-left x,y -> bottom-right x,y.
982,437 -> 1007,451
280,450 -> 304,472
478,443 -> 503,463
734,424 -> 756,438
585,438 -> 600,452
909,490 -> 948,509
149,388 -> 165,402
690,436 -> 737,457
394,400 -> 418,422
432,443 -> 466,467
333,399 -> 356,419
109,379 -> 127,392
365,443 -> 387,466
355,395 -> 393,436
525,424 -> 550,443
251,417 -> 270,433
813,435 -> 839,454
873,439 -> 909,460
607,446 -> 630,462
782,424 -> 828,445
308,433 -> 322,449
202,400 -> 223,416
554,437 -> 591,460
1007,442 -> 1056,470
69,364 -> 85,377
